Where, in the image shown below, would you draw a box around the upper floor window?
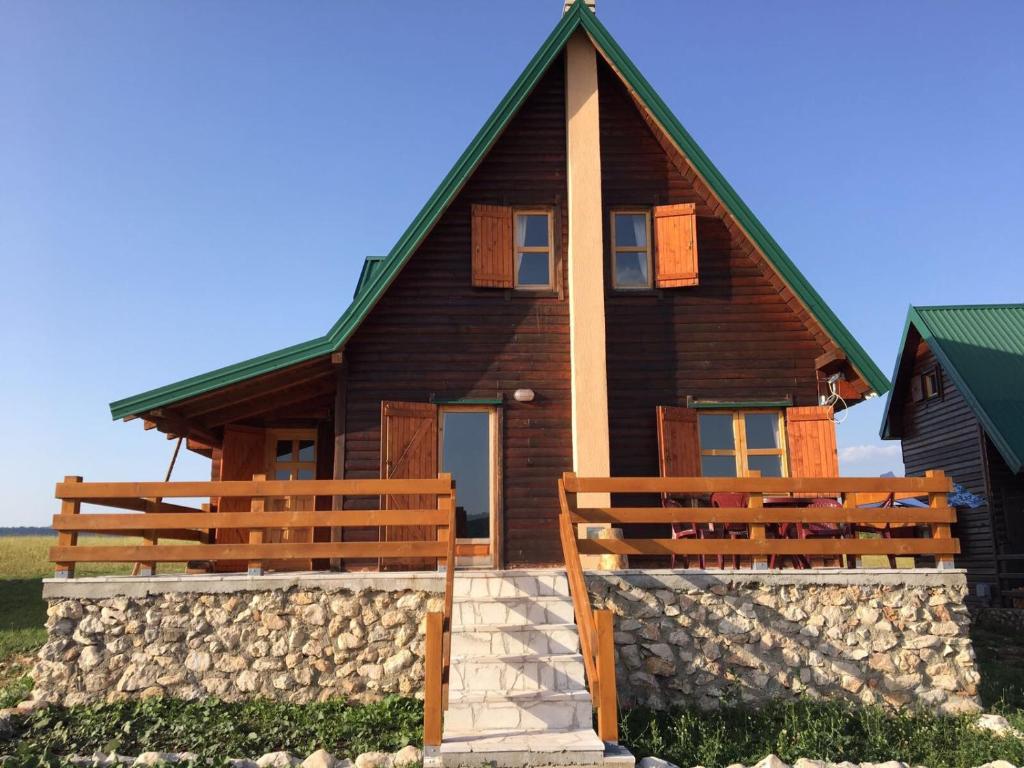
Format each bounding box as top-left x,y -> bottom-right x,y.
921,368 -> 941,400
698,410 -> 788,478
610,210 -> 652,289
514,211 -> 554,290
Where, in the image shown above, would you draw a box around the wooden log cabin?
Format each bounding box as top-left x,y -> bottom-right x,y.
106,0 -> 892,571
881,304 -> 1024,604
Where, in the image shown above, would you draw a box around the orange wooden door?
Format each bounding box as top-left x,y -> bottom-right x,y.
380,401 -> 439,570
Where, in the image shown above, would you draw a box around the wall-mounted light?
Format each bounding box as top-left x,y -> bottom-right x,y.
513,388 -> 535,403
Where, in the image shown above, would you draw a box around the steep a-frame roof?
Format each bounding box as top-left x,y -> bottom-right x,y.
109,0 -> 889,421
880,304 -> 1024,474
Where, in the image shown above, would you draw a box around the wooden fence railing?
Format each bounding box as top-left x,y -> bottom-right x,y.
557,470 -> 959,743
50,474 -> 457,746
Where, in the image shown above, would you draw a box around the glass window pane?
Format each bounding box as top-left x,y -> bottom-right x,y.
699,413 -> 735,451
275,440 -> 292,462
744,413 -> 780,449
297,468 -> 315,480
516,214 -> 549,247
701,454 -> 737,477
297,440 -> 315,462
275,469 -> 292,481
516,251 -> 551,287
615,251 -> 649,288
614,213 -> 647,248
748,454 -> 783,478
441,411 -> 491,539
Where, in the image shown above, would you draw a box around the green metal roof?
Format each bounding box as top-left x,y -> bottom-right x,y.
109,0 -> 889,421
354,256 -> 386,300
880,304 -> 1024,473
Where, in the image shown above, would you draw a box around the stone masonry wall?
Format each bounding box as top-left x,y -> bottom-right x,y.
32,573 -> 443,707
586,570 -> 982,715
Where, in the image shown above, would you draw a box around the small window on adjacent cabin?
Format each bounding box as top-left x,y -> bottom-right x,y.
921,369 -> 941,400
514,211 -> 553,290
611,211 -> 652,289
698,410 -> 787,478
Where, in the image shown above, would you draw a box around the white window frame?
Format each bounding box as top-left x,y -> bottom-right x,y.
610,209 -> 653,290
513,209 -> 555,291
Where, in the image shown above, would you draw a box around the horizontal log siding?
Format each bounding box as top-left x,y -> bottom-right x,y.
899,338 -> 995,589
341,59 -> 571,567
597,60 -> 824,487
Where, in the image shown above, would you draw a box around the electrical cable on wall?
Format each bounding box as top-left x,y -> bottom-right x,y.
822,374 -> 848,424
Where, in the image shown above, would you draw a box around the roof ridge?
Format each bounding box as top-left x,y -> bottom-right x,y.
914,303 -> 1024,311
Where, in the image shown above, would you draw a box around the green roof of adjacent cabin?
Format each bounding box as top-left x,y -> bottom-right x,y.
880,304 -> 1024,474
109,0 -> 889,421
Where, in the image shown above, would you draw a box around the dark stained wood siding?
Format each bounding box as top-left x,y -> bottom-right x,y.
597,59 -> 826,482
340,58 -> 571,567
985,436 -> 1024,597
898,335 -> 996,590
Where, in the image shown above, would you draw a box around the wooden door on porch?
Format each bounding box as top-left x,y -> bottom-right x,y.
264,429 -> 317,571
380,401 -> 439,570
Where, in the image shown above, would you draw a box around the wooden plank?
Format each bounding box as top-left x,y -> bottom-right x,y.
927,469 -> 955,569
563,474 -> 953,495
50,541 -> 449,563
570,507 -> 958,525
68,497 -> 206,515
52,509 -> 451,531
594,610 -> 618,744
248,474 -> 267,575
137,500 -> 158,576
423,611 -> 444,747
576,538 -> 960,557
747,473 -> 766,569
55,478 -> 453,500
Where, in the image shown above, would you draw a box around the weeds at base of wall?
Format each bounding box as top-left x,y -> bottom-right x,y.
619,697 -> 1024,768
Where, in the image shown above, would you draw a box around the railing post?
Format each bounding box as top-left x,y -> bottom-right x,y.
423,611 -> 444,747
927,470 -> 954,570
594,609 -> 619,744
248,473 -> 266,576
55,475 -> 82,579
747,470 -> 767,570
843,492 -> 860,569
136,500 -> 158,576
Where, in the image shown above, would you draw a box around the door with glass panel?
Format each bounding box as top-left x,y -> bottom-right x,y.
265,430 -> 316,570
439,408 -> 498,568
697,410 -> 788,477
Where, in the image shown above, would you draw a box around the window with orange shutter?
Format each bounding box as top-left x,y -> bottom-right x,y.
653,203 -> 698,288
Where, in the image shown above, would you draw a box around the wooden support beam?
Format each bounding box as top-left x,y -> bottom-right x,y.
54,475 -> 82,578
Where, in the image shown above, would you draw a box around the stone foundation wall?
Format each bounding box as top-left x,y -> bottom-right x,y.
586,570 -> 982,714
32,573 -> 443,707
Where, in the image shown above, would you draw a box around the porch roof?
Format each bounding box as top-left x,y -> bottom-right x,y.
109,0 -> 889,423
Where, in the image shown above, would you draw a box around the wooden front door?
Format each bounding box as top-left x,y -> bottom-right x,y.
264,429 -> 317,571
216,425 -> 266,572
380,401 -> 439,570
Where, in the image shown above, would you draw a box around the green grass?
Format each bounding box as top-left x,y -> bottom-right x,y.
0,696 -> 423,763
620,699 -> 1024,768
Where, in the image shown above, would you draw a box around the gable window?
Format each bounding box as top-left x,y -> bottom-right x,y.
611,210 -> 652,289
921,368 -> 941,400
698,410 -> 788,478
514,211 -> 553,290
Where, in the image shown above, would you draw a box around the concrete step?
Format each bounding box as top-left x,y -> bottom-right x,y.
452,570 -> 571,599
449,652 -> 587,693
452,594 -> 575,627
450,622 -> 581,656
444,688 -> 594,732
437,727 -> 607,768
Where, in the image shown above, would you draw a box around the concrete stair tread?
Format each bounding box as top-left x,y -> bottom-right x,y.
447,687 -> 592,704
452,621 -> 576,633
452,651 -> 584,663
440,726 -> 605,754
453,594 -> 569,604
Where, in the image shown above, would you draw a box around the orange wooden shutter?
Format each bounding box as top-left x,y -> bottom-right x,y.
217,425 -> 266,572
656,405 -> 702,477
471,204 -> 513,288
380,401 -> 439,570
785,406 -> 839,477
653,203 -> 698,287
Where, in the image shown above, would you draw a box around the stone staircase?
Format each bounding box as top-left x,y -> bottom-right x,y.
433,570 -> 632,768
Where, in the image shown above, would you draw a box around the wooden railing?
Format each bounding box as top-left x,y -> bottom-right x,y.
51,474 -> 457,746
557,470 -> 960,743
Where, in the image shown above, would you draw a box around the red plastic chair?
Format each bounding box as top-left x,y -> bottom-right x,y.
709,492 -> 750,569
799,497 -> 846,568
666,497 -> 704,569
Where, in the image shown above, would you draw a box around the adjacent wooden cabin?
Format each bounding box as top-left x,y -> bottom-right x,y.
100,1 -> 894,572
881,304 -> 1024,604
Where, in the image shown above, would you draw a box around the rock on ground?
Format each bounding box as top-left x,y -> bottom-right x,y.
391,745 -> 422,767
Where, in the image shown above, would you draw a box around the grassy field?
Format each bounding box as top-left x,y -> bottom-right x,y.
0,535 -> 183,706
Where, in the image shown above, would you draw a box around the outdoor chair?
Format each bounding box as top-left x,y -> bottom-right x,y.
709,491 -> 750,569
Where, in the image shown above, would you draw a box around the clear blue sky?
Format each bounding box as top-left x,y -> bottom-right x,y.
2,1 -> 1022,526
